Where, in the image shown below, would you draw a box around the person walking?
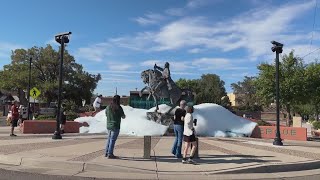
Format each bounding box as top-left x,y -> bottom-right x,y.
10,101 -> 19,137
105,95 -> 126,159
182,104 -> 197,164
171,100 -> 186,158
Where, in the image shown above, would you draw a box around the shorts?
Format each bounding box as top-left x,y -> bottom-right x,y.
11,118 -> 18,127
183,134 -> 196,142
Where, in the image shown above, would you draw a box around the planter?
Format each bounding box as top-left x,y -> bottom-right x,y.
20,120 -> 80,134
251,126 -> 307,141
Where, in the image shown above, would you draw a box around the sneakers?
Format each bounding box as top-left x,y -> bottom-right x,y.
182,158 -> 196,164
187,158 -> 197,164
10,134 -> 17,137
107,154 -> 119,159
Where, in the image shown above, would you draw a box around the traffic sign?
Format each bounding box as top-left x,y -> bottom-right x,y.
30,87 -> 41,99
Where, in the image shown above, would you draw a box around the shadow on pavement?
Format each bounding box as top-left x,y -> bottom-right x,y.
215,160 -> 320,174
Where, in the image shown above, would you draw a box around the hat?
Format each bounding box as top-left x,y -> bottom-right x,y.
186,102 -> 194,107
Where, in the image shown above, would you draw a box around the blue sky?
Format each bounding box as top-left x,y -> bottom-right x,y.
1,0 -> 320,96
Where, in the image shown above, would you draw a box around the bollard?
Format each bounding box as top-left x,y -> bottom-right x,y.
144,136 -> 151,159
191,137 -> 199,158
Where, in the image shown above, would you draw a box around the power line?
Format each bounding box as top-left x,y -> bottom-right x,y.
309,0 -> 318,51
302,47 -> 320,58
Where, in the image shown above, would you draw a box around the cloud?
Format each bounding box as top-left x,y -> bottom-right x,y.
107,62 -> 132,71
97,0 -> 315,61
75,43 -> 111,62
133,13 -> 166,25
0,42 -> 24,58
87,70 -> 141,74
188,48 -> 203,53
140,59 -> 191,72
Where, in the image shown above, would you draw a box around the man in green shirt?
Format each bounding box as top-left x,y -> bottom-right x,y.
105,95 -> 126,159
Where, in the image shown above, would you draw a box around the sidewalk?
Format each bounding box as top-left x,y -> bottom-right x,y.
0,126 -> 320,179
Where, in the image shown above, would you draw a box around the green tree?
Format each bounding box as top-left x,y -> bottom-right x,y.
0,45 -> 101,106
176,78 -> 200,92
255,51 -> 305,125
304,62 -> 320,120
176,74 -> 228,105
196,74 -> 227,104
231,76 -> 262,111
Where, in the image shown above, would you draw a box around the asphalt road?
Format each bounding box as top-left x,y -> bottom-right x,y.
0,168 -> 109,180
0,168 -> 320,180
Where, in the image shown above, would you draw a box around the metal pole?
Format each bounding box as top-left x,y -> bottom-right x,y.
52,36 -> 64,139
273,50 -> 283,146
27,57 -> 32,120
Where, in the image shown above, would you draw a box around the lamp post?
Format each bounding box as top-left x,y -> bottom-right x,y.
52,32 -> 72,140
271,40 -> 283,146
27,57 -> 32,120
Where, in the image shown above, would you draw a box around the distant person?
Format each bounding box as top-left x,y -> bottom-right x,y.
105,95 -> 126,159
60,103 -> 67,134
10,101 -> 19,137
171,100 -> 187,158
93,95 -> 102,112
182,104 -> 197,164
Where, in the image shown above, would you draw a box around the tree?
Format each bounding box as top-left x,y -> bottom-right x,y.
231,76 -> 262,111
196,74 -> 227,104
304,62 -> 320,120
176,74 -> 228,105
255,51 -> 305,125
0,45 -> 101,106
176,78 -> 200,92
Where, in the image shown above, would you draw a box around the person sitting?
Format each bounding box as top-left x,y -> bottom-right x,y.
154,62 -> 172,90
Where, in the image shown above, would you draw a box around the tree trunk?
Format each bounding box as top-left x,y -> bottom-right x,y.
18,88 -> 28,106
286,104 -> 292,126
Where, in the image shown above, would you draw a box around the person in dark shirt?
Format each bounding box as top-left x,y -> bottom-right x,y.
60,103 -> 67,134
105,95 -> 126,159
171,100 -> 187,158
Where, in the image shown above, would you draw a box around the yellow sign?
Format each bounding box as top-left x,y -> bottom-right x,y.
30,87 -> 41,99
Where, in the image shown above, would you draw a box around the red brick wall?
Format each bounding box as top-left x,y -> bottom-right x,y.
251,126 -> 307,141
21,120 -> 80,134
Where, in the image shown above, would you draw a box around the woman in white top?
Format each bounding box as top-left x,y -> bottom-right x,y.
182,105 -> 197,164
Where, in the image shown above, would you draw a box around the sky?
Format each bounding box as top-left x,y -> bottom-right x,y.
0,0 -> 320,96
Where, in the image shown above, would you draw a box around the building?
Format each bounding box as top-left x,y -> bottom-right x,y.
227,93 -> 242,107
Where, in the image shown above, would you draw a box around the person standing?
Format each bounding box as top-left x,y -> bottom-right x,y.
93,94 -> 102,112
171,100 -> 186,158
182,104 -> 197,164
60,103 -> 67,134
105,95 -> 126,159
10,101 -> 19,137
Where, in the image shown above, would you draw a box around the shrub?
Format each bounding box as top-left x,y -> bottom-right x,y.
257,120 -> 271,126
66,111 -> 79,121
36,115 -> 56,120
312,121 -> 320,130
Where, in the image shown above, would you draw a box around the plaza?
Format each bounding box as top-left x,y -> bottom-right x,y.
0,124 -> 319,180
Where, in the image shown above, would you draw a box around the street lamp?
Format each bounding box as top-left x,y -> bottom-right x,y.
27,57 -> 32,120
52,32 -> 72,140
271,40 -> 283,146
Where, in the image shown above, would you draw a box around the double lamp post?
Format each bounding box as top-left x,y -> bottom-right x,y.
271,40 -> 284,146
52,32 -> 72,140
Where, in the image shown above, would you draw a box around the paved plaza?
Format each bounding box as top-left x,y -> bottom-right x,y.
0,124 -> 320,179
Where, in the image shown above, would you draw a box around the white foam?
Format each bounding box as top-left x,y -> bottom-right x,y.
74,103 -> 257,137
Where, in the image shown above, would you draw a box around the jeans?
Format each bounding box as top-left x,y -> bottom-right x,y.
171,124 -> 184,157
106,129 -> 120,156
